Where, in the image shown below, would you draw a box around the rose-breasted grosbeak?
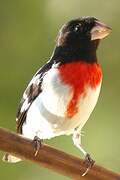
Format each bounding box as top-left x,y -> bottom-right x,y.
3,17 -> 111,175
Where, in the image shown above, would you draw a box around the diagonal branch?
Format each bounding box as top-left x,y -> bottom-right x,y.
0,128 -> 119,180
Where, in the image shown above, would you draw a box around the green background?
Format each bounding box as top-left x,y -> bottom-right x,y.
0,0 -> 120,179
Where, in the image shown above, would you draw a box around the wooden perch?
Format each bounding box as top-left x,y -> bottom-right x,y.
0,128 -> 119,180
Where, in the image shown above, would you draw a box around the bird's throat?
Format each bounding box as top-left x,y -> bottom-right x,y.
51,40 -> 99,64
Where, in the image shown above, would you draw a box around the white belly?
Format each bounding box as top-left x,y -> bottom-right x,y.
22,68 -> 102,140
59,84 -> 102,133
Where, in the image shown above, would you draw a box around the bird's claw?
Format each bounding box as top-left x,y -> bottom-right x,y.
32,136 -> 43,156
82,153 -> 95,176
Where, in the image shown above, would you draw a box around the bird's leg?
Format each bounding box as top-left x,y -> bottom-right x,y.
72,128 -> 95,176
32,136 -> 43,156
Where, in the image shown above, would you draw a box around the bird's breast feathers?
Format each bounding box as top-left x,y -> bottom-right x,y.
42,62 -> 102,118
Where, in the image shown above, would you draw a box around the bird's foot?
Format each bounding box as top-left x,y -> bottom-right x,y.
32,136 -> 43,156
82,153 -> 95,176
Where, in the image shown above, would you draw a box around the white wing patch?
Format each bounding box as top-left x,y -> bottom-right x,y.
28,74 -> 41,86
20,99 -> 30,112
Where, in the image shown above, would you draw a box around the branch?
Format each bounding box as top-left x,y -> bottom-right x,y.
0,128 -> 119,180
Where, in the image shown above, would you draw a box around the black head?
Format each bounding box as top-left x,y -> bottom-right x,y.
52,17 -> 111,63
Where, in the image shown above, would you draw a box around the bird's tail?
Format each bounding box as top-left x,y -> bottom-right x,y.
2,153 -> 22,163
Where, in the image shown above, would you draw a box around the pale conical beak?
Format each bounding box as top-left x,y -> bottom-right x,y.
91,20 -> 112,40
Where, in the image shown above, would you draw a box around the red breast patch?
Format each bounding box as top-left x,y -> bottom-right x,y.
58,61 -> 102,118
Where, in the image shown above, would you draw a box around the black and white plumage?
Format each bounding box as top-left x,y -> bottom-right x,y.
3,17 -> 111,171
16,61 -> 53,134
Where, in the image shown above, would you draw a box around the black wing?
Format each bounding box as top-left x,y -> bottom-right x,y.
16,61 -> 53,134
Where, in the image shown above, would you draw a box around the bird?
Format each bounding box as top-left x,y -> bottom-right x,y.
3,16 -> 111,175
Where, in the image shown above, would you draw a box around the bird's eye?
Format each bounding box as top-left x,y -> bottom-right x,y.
74,24 -> 81,32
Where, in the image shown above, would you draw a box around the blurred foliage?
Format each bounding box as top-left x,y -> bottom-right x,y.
0,0 -> 120,179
